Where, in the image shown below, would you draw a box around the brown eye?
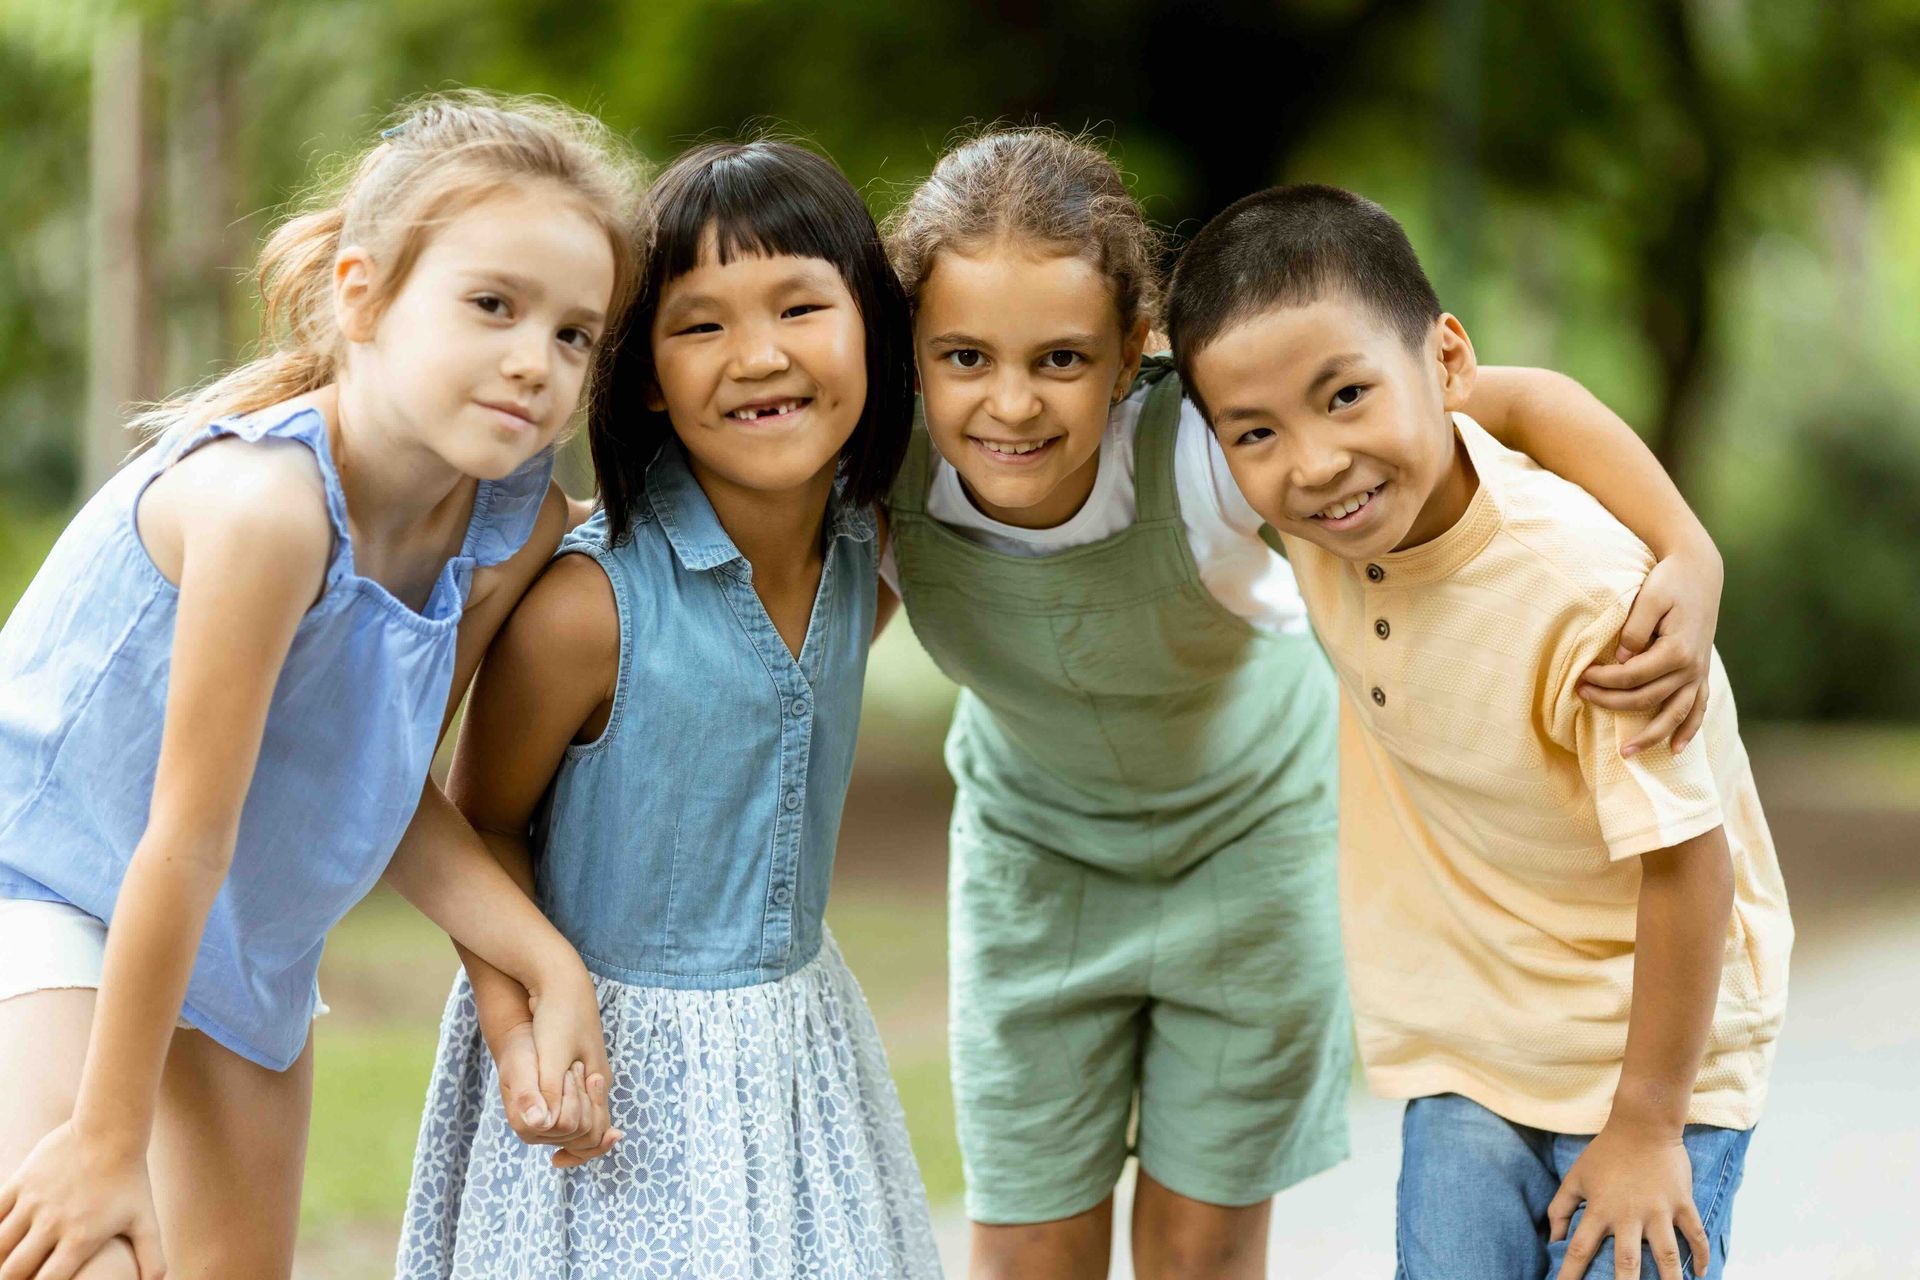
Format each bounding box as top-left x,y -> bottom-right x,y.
1331,384 -> 1365,409
1042,350 -> 1084,370
946,350 -> 984,370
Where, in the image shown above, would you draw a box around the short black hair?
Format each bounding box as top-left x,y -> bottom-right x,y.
1168,184 -> 1442,421
588,139 -> 913,543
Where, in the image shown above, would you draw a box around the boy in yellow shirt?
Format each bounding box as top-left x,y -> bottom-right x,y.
1167,185 -> 1791,1280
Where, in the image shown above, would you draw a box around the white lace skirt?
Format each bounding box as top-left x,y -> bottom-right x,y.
396,932 -> 943,1279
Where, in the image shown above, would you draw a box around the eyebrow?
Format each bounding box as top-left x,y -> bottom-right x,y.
923,331 -> 1103,350
661,268 -> 841,319
1305,353 -> 1368,398
465,270 -> 605,326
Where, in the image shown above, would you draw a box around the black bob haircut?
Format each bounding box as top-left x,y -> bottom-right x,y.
1168,184 -> 1442,422
588,138 -> 914,545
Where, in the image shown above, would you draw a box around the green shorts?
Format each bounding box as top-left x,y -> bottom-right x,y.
948,814 -> 1352,1224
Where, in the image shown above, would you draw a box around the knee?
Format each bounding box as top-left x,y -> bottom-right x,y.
1136,1223 -> 1264,1280
70,1239 -> 140,1280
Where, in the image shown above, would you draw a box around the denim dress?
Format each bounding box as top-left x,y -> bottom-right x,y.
0,405 -> 552,1069
397,440 -> 941,1280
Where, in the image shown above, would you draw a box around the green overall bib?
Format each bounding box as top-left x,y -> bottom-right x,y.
888,359 -> 1351,1222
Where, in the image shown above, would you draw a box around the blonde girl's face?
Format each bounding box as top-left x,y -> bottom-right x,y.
915,238 -> 1147,530
648,234 -> 867,499
337,183 -> 618,480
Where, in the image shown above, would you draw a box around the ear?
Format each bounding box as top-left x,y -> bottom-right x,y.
333,247 -> 381,344
642,380 -> 666,413
1434,313 -> 1477,411
1114,314 -> 1151,403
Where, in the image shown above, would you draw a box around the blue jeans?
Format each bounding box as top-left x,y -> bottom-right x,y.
1396,1094 -> 1752,1279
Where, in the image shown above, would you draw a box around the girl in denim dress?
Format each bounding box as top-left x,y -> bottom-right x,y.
397,141 -> 941,1279
0,94 -> 641,1279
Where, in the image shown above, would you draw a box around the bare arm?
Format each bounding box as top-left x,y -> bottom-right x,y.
1466,367 -> 1724,753
1548,826 -> 1734,1280
0,448 -> 331,1280
441,551 -> 620,1162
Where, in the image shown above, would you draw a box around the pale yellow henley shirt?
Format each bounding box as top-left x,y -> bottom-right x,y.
1284,414 -> 1792,1134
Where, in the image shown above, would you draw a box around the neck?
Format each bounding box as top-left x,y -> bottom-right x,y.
327,379 -> 474,544
1394,417 -> 1480,552
690,456 -> 836,582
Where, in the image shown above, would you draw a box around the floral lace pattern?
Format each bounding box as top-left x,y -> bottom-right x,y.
397,934 -> 944,1278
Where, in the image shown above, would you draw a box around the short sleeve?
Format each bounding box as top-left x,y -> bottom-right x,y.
1557,605 -> 1725,861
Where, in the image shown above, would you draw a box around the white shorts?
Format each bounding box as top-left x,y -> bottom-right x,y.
0,897 -> 329,1026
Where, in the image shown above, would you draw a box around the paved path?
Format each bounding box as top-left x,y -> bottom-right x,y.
934,852 -> 1920,1277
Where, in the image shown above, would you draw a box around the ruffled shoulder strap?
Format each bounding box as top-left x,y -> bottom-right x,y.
462,446 -> 557,567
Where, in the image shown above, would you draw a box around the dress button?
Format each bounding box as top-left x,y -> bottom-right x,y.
783,790 -> 802,811
1374,618 -> 1390,640
789,698 -> 809,718
1371,686 -> 1386,706
771,884 -> 794,907
1366,563 -> 1385,583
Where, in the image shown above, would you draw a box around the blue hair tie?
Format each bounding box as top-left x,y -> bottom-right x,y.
380,123 -> 409,140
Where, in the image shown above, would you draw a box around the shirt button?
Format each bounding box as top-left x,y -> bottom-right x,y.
1374,618 -> 1391,640
771,884 -> 794,907
1366,563 -> 1385,583
789,697 -> 808,718
783,790 -> 801,811
1371,686 -> 1386,706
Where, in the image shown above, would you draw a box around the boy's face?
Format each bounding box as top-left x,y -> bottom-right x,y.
1189,294 -> 1477,560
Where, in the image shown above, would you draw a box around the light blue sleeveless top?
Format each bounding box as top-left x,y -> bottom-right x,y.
533,439 -> 877,988
0,405 -> 553,1069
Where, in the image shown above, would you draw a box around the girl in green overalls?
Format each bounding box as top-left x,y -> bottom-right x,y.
878,129 -> 1729,1279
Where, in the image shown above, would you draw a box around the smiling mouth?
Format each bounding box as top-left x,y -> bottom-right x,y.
970,435 -> 1059,462
726,397 -> 812,422
1310,483 -> 1384,526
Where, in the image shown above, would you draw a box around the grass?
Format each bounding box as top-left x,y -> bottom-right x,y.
295,880 -> 960,1270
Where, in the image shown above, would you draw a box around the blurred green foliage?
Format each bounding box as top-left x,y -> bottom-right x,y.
1,0 -> 1917,726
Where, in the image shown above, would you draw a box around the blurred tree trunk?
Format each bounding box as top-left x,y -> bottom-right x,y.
165,12 -> 242,394
1631,0 -> 1728,486
84,16 -> 158,496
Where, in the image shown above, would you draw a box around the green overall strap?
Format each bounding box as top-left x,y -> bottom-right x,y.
1130,356 -> 1187,527
889,399 -> 938,517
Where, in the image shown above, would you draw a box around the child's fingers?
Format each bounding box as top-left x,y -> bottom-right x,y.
1584,670 -> 1691,715
0,1198 -> 28,1263
1649,1219 -> 1690,1280
1617,591 -> 1668,658
1672,686 -> 1709,753
1612,1224 -> 1644,1280
129,1212 -> 168,1280
1545,1181 -> 1580,1243
1623,688 -> 1697,757
1676,1202 -> 1711,1276
0,1221 -> 53,1280
550,1127 -> 623,1169
1552,1216 -> 1605,1280
1580,645 -> 1685,692
38,1237 -> 101,1280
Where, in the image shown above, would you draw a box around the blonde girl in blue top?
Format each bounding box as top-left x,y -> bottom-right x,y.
0,93 -> 642,1280
879,128 -> 1731,1280
397,139 -> 941,1278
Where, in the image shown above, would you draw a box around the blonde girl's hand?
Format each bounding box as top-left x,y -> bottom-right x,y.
0,1121 -> 166,1280
526,968 -> 621,1168
1577,547 -> 1725,756
487,1018 -> 620,1166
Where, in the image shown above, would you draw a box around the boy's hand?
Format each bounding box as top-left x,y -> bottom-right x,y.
1578,548 -> 1723,755
1549,1121 -> 1710,1280
0,1121 -> 166,1280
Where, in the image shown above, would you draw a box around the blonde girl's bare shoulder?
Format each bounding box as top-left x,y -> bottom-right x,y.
134,401 -> 336,597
